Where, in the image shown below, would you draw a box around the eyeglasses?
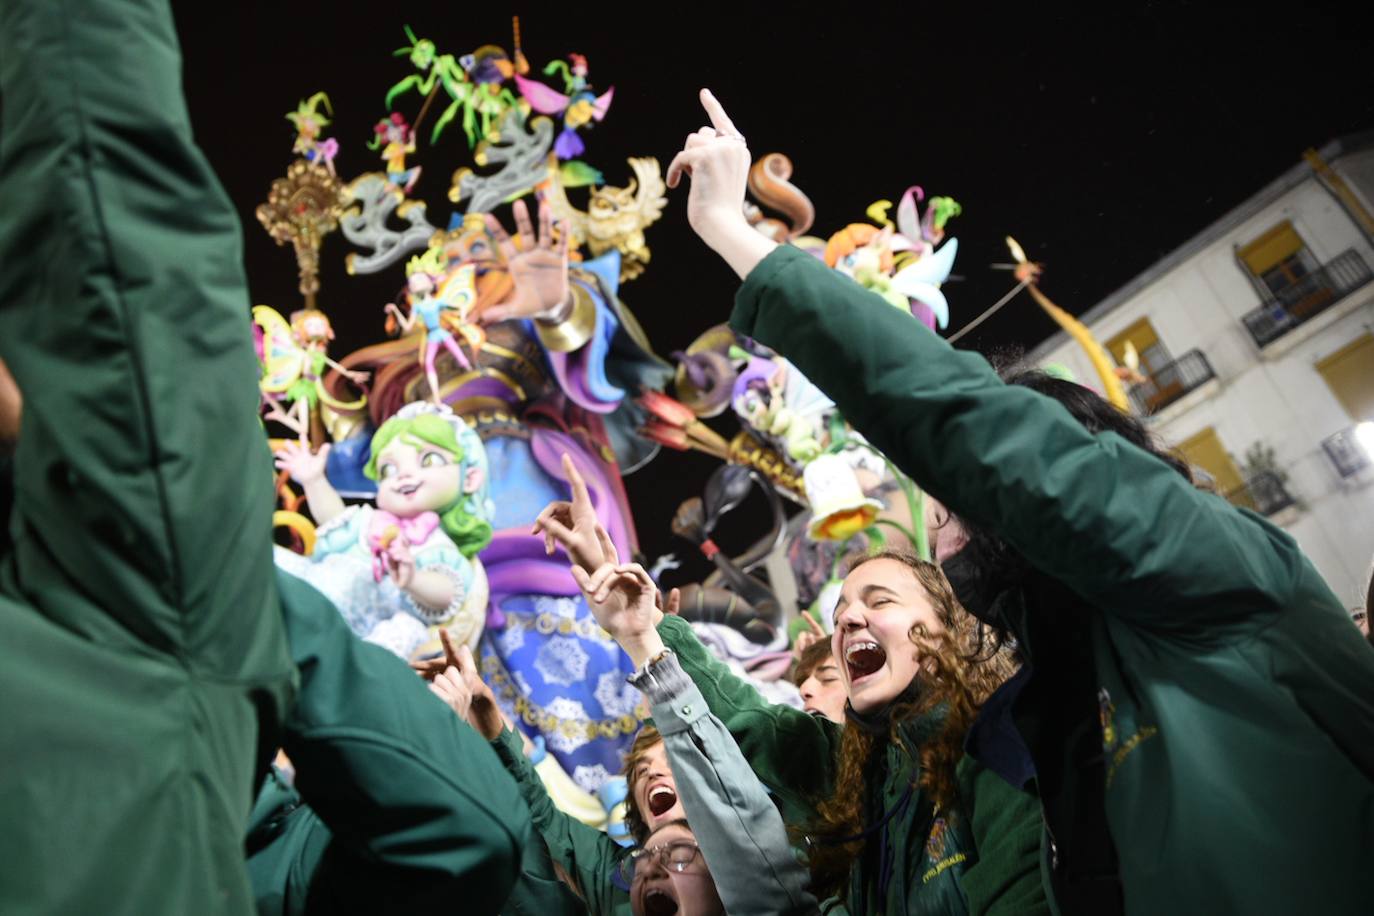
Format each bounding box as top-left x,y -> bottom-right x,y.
616,840 -> 702,883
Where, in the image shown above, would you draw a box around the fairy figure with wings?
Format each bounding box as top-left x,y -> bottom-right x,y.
286,91 -> 339,174
254,306 -> 367,442
515,53 -> 614,160
385,247 -> 486,404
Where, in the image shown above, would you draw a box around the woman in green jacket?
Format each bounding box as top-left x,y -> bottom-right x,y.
538,481 -> 1051,915
666,90 -> 1374,916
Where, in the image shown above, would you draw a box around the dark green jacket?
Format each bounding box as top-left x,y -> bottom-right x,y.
0,2 -> 295,912
658,615 -> 1048,916
490,727 -> 629,915
245,570 -> 531,914
731,245 -> 1374,914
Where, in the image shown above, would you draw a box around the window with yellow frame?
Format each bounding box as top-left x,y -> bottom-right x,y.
1316,333 -> 1374,423
1237,221 -> 1327,316
1176,426 -> 1251,508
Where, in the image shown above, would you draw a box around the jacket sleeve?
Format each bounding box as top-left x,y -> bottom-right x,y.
635,651 -> 819,916
957,758 -> 1053,916
657,614 -> 839,816
497,827 -> 592,916
257,569 -> 529,914
488,726 -> 629,915
0,0 -> 291,685
731,245 -> 1334,637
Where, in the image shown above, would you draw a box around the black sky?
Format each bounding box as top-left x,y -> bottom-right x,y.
173,3 -> 1374,588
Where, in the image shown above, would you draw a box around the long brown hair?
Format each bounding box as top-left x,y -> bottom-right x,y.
805,550 -> 1018,897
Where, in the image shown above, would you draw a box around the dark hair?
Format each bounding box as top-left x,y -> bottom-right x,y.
791,638 -> 836,686
643,818 -> 693,845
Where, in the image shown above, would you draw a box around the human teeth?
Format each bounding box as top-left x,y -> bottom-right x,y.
650,787 -> 673,800
846,641 -> 879,660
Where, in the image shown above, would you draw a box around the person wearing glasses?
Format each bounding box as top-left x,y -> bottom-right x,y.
622,821 -> 727,916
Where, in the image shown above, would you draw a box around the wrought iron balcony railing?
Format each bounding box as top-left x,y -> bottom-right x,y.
1128,349 -> 1217,415
1240,248 -> 1373,348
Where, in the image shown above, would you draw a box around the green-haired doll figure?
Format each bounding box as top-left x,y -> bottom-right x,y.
275,403 -> 494,659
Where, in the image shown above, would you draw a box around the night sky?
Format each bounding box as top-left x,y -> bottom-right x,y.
174,4 -> 1374,589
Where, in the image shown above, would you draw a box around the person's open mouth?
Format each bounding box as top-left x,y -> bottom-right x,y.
643,888 -> 678,916
647,784 -> 678,817
845,639 -> 887,687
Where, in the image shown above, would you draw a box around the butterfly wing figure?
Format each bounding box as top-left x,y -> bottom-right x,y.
437,263 -> 486,351
515,73 -> 571,116
589,86 -> 614,122
437,263 -> 478,316
253,305 -> 306,393
895,185 -> 925,242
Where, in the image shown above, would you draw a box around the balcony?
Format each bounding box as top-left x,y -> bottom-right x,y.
1241,249 -> 1373,348
1224,470 -> 1296,517
1128,349 -> 1217,415
1322,425 -> 1374,478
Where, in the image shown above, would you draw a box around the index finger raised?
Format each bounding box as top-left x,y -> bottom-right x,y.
439,628 -> 461,668
699,89 -> 739,137
562,453 -> 593,513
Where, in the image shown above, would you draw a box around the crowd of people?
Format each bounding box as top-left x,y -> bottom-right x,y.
1,3 -> 1372,915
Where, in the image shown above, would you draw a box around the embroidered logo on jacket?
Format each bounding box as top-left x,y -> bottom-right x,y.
1098,686 -> 1159,788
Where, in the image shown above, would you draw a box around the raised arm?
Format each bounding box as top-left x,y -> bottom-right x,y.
535,462 -> 840,810
729,246 -> 1323,634
574,560 -> 839,815
668,90 -> 1331,636
632,650 -> 819,916
0,0 -> 292,666
276,442 -> 346,525
415,628 -> 630,915
488,728 -> 631,915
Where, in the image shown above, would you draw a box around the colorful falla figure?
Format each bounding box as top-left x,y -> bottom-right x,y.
823,186 -> 962,331
385,248 -> 485,404
370,111 -> 421,194
254,305 -> 367,442
286,91 -> 339,174
515,53 -> 614,159
274,403 -> 494,659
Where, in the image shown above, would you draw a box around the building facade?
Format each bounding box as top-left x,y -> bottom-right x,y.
1025,133 -> 1374,606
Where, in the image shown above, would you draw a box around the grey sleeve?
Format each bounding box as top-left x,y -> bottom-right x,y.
633,651 -> 819,916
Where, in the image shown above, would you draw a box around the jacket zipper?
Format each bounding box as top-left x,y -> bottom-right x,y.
1042,808 -> 1060,870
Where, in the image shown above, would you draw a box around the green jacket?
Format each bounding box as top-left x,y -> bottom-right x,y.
490,727 -> 629,915
245,570 -> 531,915
0,2 -> 294,912
658,615 -> 1048,916
730,245 -> 1374,914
